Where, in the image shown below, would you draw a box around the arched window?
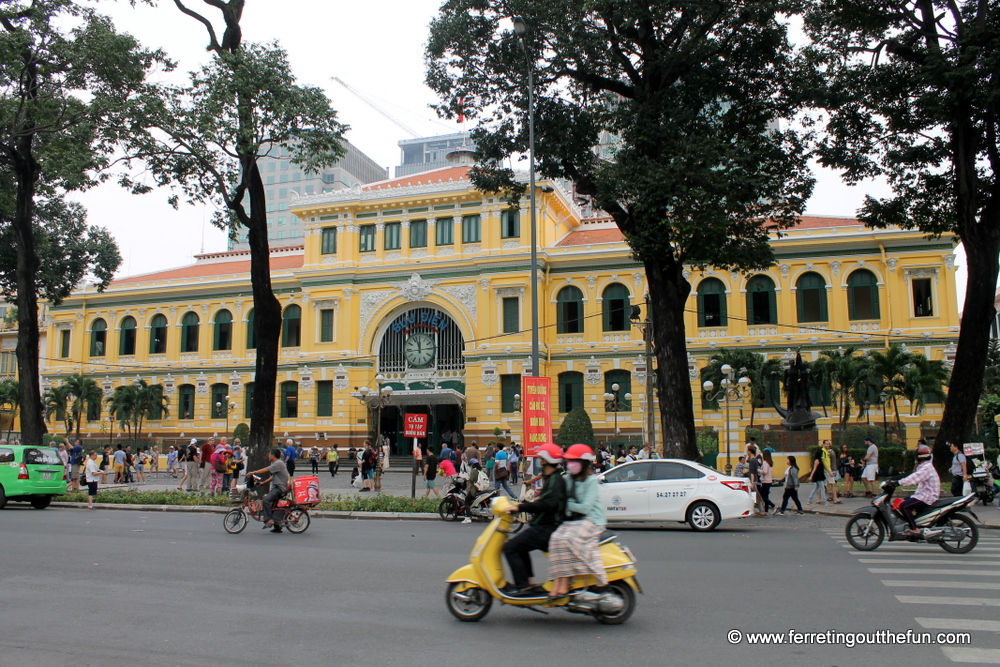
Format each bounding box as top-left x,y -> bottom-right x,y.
746,275 -> 777,325
556,286 -> 584,334
246,309 -> 256,350
697,278 -> 727,327
280,380 -> 298,418
213,310 -> 232,351
604,369 -> 632,412
181,312 -> 200,352
149,314 -> 167,354
244,382 -> 254,419
211,383 -> 229,418
178,384 -> 195,420
602,283 -> 630,331
796,272 -> 828,323
90,319 -> 106,357
118,316 -> 136,356
847,269 -> 881,320
282,305 -> 301,347
558,371 -> 584,413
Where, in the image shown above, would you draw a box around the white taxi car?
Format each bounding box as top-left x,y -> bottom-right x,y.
598,459 -> 754,531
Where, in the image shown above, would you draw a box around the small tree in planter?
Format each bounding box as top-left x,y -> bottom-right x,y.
554,407 -> 596,449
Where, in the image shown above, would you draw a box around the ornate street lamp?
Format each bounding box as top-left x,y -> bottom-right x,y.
703,364 -> 751,475
358,375 -> 393,492
602,382 -> 633,444
215,394 -> 238,437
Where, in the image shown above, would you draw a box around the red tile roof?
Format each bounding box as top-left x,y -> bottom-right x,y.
112,253 -> 303,286
364,166 -> 471,191
555,216 -> 862,247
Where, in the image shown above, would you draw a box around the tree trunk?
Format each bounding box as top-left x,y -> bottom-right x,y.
244,160 -> 279,472
644,258 -> 697,460
12,149 -> 45,446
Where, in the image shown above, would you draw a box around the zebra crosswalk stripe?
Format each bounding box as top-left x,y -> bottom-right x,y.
897,595 -> 1000,607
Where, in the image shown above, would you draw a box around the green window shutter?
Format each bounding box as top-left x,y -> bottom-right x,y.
870,285 -> 881,319
501,374 -> 521,412
244,383 -> 254,419
360,225 -> 376,252
321,228 -> 337,254
462,215 -> 481,243
384,222 -> 400,250
501,210 -> 520,238
818,286 -> 828,322
410,220 -> 427,248
320,309 -> 334,342
436,218 -> 453,245
317,380 -> 333,417
767,288 -> 777,325
719,289 -> 728,326
502,297 -> 519,334
246,310 -> 256,350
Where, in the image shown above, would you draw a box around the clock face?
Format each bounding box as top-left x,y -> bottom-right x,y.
404,332 -> 436,367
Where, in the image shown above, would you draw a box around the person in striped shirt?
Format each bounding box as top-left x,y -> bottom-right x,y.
897,445 -> 940,538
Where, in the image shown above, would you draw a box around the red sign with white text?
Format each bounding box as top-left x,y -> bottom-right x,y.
521,376 -> 552,458
403,413 -> 428,438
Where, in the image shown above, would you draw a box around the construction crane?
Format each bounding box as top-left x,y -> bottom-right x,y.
330,76 -> 420,138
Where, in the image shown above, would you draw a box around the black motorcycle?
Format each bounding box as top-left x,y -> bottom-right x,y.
438,476 -> 524,532
845,477 -> 987,554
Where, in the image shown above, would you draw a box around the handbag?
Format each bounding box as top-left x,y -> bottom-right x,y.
494,465 -> 509,480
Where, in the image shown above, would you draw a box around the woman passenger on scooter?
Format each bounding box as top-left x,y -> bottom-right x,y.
548,444 -> 607,599
897,444 -> 940,538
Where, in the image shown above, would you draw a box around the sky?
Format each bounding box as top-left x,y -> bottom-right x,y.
72,0 -> 963,295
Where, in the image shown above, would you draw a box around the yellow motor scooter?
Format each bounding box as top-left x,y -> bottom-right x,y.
445,496 -> 641,624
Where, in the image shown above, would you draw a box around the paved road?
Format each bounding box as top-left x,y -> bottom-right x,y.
0,508 -> 986,666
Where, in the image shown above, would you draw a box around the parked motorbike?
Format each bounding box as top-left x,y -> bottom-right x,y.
444,496 -> 641,625
438,476 -> 523,532
845,478 -> 985,553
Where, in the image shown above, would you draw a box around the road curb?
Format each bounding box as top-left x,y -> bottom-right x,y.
49,501 -> 440,520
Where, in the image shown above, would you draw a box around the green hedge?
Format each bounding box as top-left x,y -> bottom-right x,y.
54,489 -> 439,513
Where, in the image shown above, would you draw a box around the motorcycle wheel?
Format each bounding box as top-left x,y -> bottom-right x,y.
438,498 -> 460,522
595,581 -> 636,625
285,509 -> 310,534
445,583 -> 492,622
845,514 -> 885,551
223,509 -> 248,534
937,512 -> 978,554
508,517 -> 526,534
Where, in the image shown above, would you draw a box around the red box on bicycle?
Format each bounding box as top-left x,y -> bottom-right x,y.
293,476 -> 322,505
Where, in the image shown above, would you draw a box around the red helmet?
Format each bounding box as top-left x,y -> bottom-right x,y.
564,444 -> 596,461
916,444 -> 932,461
536,443 -> 564,465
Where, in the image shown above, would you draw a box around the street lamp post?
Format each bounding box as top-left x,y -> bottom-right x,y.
630,300 -> 655,453
512,15 -> 539,378
602,382 -> 633,446
358,375 -> 393,493
879,391 -> 889,445
215,395 -> 237,438
702,364 -> 751,475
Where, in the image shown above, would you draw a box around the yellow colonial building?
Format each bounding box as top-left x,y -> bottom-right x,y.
30,165 -> 960,453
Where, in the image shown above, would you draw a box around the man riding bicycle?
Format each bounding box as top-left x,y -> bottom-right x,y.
248,448 -> 290,533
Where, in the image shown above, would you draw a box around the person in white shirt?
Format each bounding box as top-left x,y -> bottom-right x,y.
636,444 -> 651,460
83,451 -> 102,510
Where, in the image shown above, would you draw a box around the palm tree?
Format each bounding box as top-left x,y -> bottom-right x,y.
0,377 -> 19,439
43,383 -> 75,438
901,354 -> 950,416
867,344 -> 915,428
705,349 -> 782,428
134,381 -> 169,440
63,373 -> 103,442
983,339 -> 1000,396
817,347 -> 867,429
105,384 -> 140,441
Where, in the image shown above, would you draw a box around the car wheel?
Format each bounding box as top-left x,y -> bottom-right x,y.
30,496 -> 51,510
687,501 -> 721,531
0,484 -> 6,509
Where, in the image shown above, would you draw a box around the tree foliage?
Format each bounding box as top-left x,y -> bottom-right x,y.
426,0 -> 814,458
0,0 -> 164,445
61,373 -> 103,442
555,406 -> 596,447
802,0 -> 1000,447
0,376 -> 17,439
122,0 -> 347,470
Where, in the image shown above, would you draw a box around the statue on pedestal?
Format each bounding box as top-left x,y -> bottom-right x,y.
771,351 -> 822,431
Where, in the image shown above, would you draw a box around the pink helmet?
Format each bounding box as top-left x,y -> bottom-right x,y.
564,444 -> 596,461
536,443 -> 564,465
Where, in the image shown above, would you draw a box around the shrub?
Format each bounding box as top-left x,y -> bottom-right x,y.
233,422 -> 250,444
554,407 -> 596,447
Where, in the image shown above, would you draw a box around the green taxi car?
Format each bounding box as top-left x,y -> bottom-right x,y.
0,445 -> 67,509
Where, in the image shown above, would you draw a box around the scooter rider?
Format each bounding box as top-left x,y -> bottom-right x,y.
502,443 -> 567,597
897,444 -> 940,538
248,448 -> 290,533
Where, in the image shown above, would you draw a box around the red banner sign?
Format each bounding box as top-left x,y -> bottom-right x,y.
521,376 -> 552,458
403,413 -> 428,438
